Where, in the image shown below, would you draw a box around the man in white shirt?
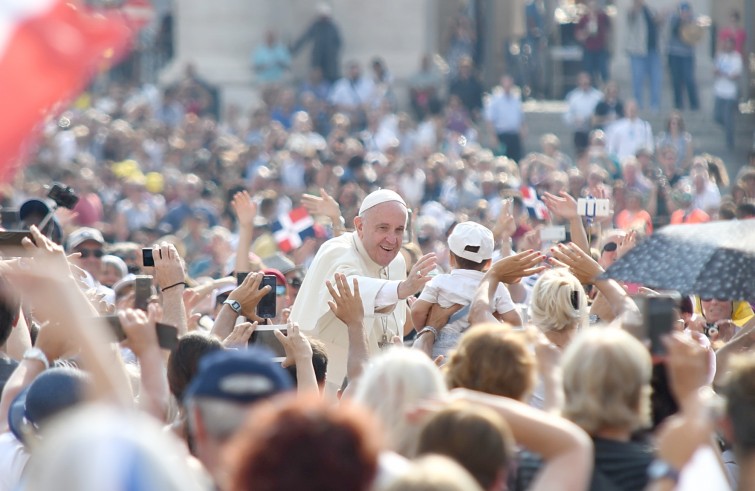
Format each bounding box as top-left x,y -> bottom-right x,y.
290,190 -> 437,391
328,61 -> 375,114
606,99 -> 654,160
564,72 -> 603,154
485,76 -> 525,162
713,36 -> 743,149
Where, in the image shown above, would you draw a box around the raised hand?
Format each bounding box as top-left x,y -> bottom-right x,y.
489,250 -> 546,284
119,304 -> 162,356
302,188 -> 341,221
398,253 -> 437,299
274,320 -> 313,368
326,273 -> 364,328
228,271 -> 271,320
549,242 -> 604,284
492,198 -> 516,238
152,242 -> 186,290
231,190 -> 257,229
542,191 -> 579,220
223,322 -> 257,348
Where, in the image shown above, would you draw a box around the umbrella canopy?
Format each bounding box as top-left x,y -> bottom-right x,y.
602,219 -> 755,300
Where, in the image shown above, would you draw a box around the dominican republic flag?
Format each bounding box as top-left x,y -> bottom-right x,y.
0,0 -> 132,181
271,207 -> 318,253
520,186 -> 550,221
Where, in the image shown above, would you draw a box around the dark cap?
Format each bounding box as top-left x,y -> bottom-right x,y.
183,348 -> 293,405
9,367 -> 90,445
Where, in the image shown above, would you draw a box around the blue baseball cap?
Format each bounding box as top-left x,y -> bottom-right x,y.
183,347 -> 293,405
8,367 -> 90,445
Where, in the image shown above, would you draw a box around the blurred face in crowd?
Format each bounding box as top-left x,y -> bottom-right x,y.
501,76 -> 514,92
578,72 -> 591,90
625,100 -> 638,119
701,298 -> 733,323
348,63 -> 361,81
354,202 -> 407,267
75,239 -> 104,277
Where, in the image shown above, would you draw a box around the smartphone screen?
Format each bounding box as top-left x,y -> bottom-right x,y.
249,323 -> 287,357
237,272 -> 249,286
101,315 -> 178,351
142,248 -> 154,267
256,275 -> 277,319
634,293 -> 680,357
0,230 -> 34,257
134,275 -> 153,311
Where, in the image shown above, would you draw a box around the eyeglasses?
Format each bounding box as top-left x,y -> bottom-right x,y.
276,285 -> 287,297
288,277 -> 302,289
77,248 -> 104,258
602,242 -> 618,253
700,297 -> 729,302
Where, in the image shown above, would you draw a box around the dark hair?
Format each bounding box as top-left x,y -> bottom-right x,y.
226,396 -> 381,491
736,203 -> 755,219
451,252 -> 487,272
0,279 -> 20,347
417,403 -> 514,490
167,333 -> 224,401
286,338 -> 328,386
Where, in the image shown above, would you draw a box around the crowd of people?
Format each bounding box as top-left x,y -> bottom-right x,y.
0,1 -> 753,490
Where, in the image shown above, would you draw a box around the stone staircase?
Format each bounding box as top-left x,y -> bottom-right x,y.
520,97 -> 753,189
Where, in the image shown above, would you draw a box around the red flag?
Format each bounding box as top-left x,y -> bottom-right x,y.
0,0 -> 132,181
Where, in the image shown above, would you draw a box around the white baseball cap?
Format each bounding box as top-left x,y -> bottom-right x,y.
448,222 -> 494,263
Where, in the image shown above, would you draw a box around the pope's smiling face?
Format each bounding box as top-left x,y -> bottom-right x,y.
354,201 -> 407,267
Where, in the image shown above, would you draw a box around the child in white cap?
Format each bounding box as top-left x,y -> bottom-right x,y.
411,221 -> 521,359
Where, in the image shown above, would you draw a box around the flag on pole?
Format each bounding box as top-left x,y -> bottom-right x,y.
0,0 -> 132,181
271,207 -> 318,253
520,186 -> 550,221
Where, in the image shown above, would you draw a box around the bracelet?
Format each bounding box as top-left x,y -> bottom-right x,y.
162,281 -> 188,292
418,326 -> 439,340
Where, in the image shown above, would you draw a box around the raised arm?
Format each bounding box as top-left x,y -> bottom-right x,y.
211,272 -> 270,340
152,242 -> 188,336
326,274 -> 367,385
231,191 -> 256,273
542,192 -> 589,254
451,388 -> 593,491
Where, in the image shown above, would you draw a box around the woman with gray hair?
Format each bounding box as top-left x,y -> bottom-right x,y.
561,327 -> 654,491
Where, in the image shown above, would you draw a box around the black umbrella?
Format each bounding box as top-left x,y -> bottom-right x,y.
602,219 -> 755,300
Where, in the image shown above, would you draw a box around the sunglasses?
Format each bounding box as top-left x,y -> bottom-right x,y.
276,285 -> 287,296
602,242 -> 618,253
77,248 -> 104,258
700,297 -> 729,302
571,291 -> 580,310
288,277 -> 302,289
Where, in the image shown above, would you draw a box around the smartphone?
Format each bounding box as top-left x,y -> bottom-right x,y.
0,209 -> 19,229
0,230 -> 34,257
249,323 -> 287,358
256,275 -> 277,319
102,315 -> 179,351
236,272 -> 249,286
142,248 -> 154,267
540,225 -> 566,243
634,293 -> 681,357
577,198 -> 611,217
47,183 -> 79,209
134,275 -> 153,311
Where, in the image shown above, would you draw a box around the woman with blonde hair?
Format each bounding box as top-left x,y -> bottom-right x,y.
352,348 -> 447,457
530,267 -> 588,350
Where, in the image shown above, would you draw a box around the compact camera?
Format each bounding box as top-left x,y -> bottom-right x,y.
47,183 -> 79,210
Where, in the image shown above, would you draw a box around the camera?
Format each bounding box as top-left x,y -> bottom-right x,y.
47,183 -> 79,210
704,323 -> 719,338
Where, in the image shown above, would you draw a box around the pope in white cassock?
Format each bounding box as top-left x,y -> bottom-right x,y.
290,189 -> 437,389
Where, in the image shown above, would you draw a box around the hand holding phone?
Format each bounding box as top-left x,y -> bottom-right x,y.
257,275 -> 277,319
226,272 -> 273,319
102,314 -> 178,351
142,248 -> 154,267
134,275 -> 153,311
633,293 -> 681,357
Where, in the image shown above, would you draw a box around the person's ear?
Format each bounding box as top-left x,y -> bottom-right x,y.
354,215 -> 363,236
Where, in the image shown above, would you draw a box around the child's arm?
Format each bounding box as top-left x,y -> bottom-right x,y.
411,299 -> 433,333
494,308 -> 522,326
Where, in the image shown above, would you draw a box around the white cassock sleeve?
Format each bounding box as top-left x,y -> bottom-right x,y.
350,277 -> 401,315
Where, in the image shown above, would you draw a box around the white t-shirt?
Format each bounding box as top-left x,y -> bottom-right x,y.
714,51 -> 743,100
419,269 -> 516,357
0,432 -> 28,491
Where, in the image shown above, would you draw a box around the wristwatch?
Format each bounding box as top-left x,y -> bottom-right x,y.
23,348 -> 50,370
223,299 -> 243,315
647,459 -> 680,484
